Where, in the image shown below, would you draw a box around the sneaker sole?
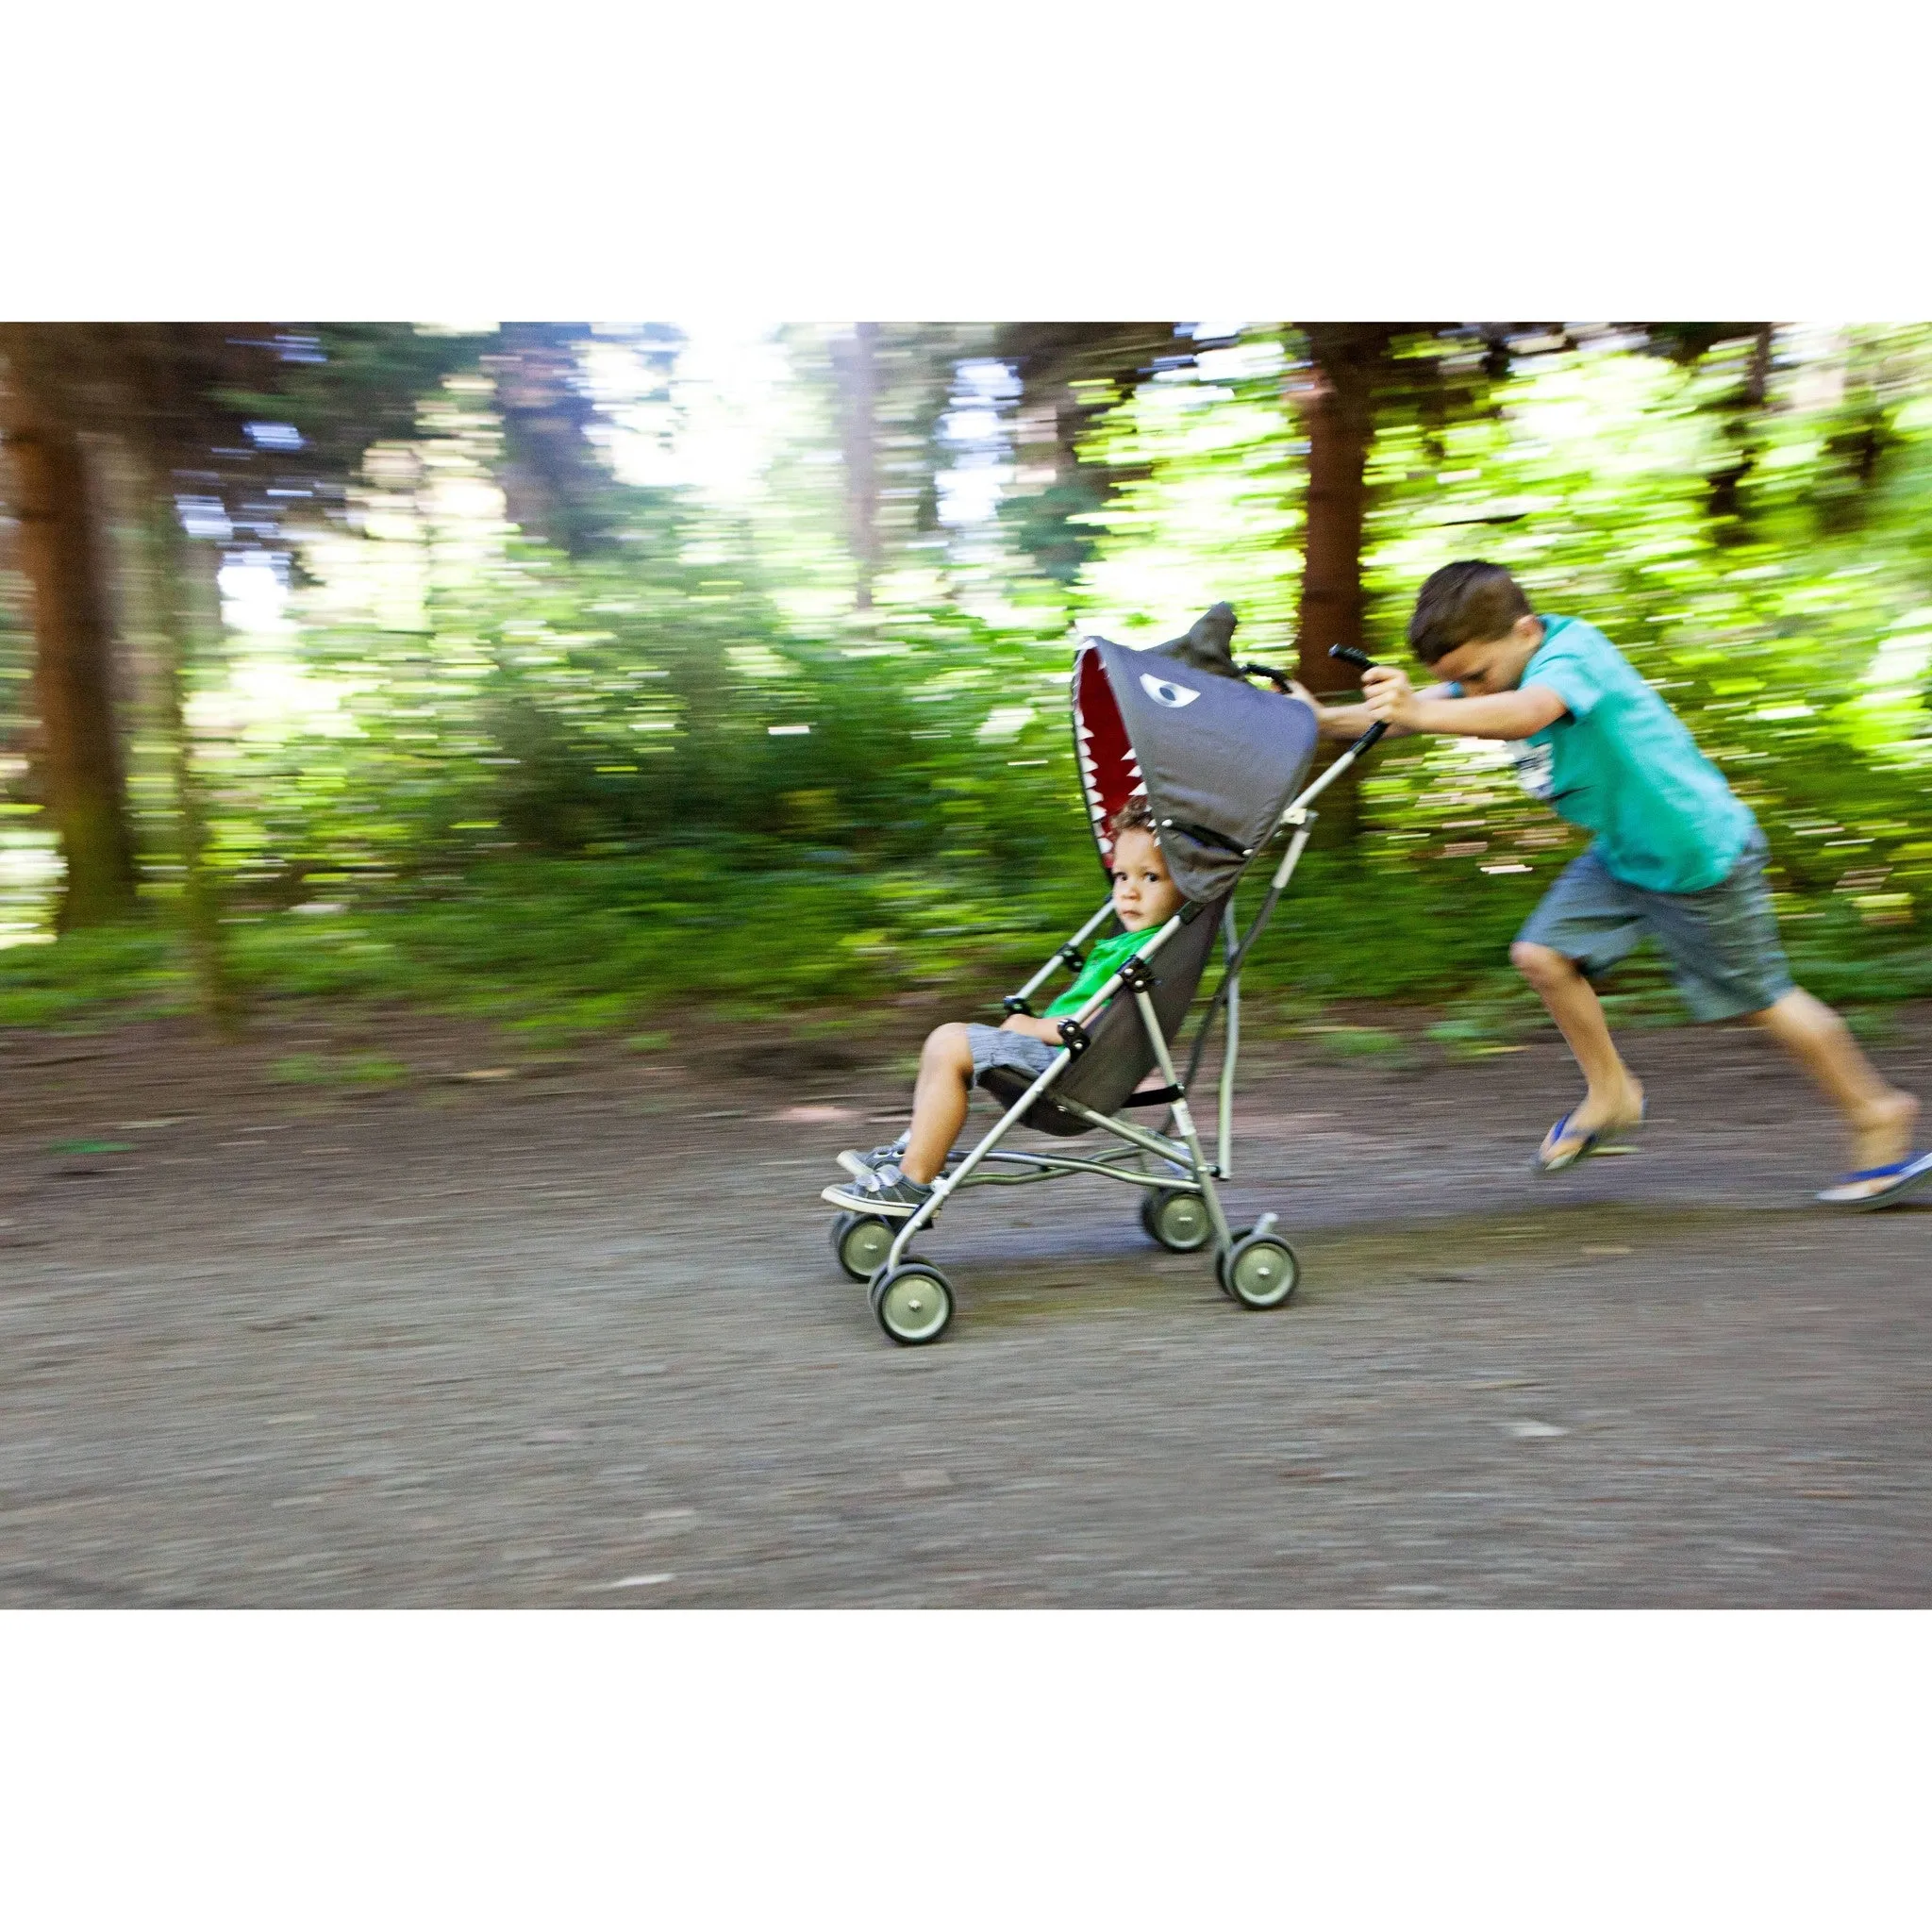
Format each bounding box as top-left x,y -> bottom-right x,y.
820,1183 -> 918,1218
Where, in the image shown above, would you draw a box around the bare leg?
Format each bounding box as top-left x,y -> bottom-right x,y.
1511,942 -> 1647,1160
1749,988 -> 1919,1195
900,1023 -> 975,1185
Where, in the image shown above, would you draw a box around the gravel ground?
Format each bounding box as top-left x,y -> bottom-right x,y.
2,1001 -> 1928,1607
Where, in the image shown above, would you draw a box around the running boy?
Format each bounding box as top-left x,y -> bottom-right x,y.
1315,559 -> 1926,1208
822,795 -> 1187,1220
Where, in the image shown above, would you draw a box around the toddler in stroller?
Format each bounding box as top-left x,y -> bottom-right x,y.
822,791 -> 1185,1221
818,603 -> 1388,1346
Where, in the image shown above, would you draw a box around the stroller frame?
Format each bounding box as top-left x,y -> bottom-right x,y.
850,724 -> 1381,1344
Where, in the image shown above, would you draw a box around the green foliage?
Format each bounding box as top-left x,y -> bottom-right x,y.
0,925 -> 179,1029
1074,331 -> 1305,654
5,324 -> 1932,1044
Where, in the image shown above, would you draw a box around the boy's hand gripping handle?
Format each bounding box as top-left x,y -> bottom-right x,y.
1329,644 -> 1391,752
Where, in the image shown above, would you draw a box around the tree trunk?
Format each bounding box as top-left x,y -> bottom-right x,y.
1293,325 -> 1388,692
0,376 -> 140,929
1291,325 -> 1392,845
1707,324 -> 1775,538
830,323 -> 881,610
489,324 -> 608,557
146,484 -> 238,1033
995,323 -> 1177,590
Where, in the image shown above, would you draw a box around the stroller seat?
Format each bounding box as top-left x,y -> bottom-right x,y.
975,894 -> 1228,1136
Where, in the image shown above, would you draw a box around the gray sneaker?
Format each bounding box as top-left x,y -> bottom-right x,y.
821,1163 -> 934,1219
837,1132 -> 910,1180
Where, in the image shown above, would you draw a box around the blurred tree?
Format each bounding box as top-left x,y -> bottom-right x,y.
1807,327 -> 1914,539
1287,322 -> 1473,846
1291,325 -> 1398,700
829,324 -> 882,608
0,323 -> 475,997
115,325 -> 263,1030
824,324 -> 977,611
483,323 -> 617,557
0,333 -> 140,928
993,324 -> 1186,587
1641,322 -> 1774,538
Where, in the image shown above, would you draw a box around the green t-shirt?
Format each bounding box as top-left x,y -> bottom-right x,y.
1496,615 -> 1757,892
1044,925 -> 1161,1018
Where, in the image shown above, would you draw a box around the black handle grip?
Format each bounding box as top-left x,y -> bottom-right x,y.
1237,660 -> 1294,692
1328,645 -> 1388,752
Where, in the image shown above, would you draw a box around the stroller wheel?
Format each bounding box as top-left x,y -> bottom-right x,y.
1140,1187 -> 1212,1253
831,1212 -> 896,1282
1218,1230 -> 1301,1310
870,1262 -> 954,1346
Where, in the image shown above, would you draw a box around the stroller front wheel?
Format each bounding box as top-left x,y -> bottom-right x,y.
831,1211 -> 896,1282
1218,1230 -> 1301,1309
870,1261 -> 955,1345
1140,1187 -> 1213,1253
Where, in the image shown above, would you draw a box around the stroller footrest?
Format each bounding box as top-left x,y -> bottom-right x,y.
1121,1085 -> 1184,1108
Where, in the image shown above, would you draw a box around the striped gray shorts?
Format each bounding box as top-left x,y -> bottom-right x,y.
965,1023 -> 1059,1084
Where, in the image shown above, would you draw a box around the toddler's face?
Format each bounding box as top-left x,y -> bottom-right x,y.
1111,827 -> 1184,930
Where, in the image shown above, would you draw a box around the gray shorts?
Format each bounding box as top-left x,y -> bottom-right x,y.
966,1023 -> 1059,1085
1516,830 -> 1794,1022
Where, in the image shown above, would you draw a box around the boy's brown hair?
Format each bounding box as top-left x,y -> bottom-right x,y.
1407,560 -> 1533,664
1109,794 -> 1156,841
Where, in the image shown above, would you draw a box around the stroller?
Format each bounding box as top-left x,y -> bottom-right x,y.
829,604 -> 1387,1345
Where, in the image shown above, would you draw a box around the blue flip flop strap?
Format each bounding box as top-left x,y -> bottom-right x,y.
1840,1152 -> 1931,1182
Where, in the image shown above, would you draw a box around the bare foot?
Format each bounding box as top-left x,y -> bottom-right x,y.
1827,1090 -> 1923,1200
1538,1079 -> 1646,1170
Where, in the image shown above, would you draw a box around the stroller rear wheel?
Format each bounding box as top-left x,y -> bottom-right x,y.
1139,1187 -> 1212,1253
870,1261 -> 954,1345
831,1211 -> 896,1282
1218,1229 -> 1300,1310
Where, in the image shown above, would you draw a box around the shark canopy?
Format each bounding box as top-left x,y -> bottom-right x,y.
1071,604 -> 1320,903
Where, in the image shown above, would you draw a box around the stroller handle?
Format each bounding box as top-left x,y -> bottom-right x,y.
1328,644 -> 1390,752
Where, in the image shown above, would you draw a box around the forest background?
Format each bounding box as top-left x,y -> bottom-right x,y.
3,319 -> 1929,1063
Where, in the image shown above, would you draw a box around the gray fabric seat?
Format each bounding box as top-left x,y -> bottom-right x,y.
975,896 -> 1226,1138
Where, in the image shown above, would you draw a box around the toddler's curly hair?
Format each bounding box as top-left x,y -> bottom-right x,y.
1109,794 -> 1156,840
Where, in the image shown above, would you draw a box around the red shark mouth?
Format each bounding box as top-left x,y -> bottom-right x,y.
1073,645 -> 1146,869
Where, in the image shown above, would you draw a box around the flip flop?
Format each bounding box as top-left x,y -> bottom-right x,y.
1533,1104 -> 1645,1176
1534,1113 -> 1598,1174
1815,1150 -> 1932,1210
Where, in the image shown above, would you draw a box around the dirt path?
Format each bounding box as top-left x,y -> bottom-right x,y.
2,1002 -> 1928,1606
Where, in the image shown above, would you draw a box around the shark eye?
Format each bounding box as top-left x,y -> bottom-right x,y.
1139,672 -> 1200,709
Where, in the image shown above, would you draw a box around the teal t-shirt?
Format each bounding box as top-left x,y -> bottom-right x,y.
1495,615 -> 1756,892
1045,925 -> 1159,1018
